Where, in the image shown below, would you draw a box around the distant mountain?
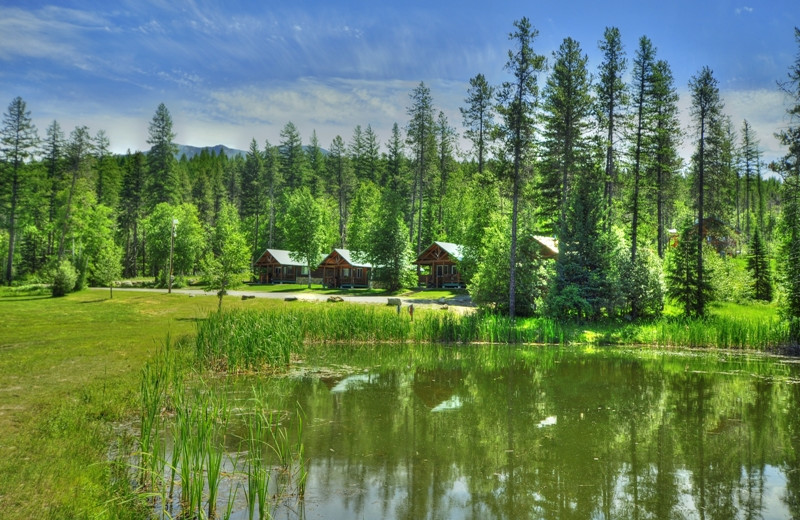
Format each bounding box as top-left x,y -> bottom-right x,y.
174,144 -> 247,160
170,143 -> 328,159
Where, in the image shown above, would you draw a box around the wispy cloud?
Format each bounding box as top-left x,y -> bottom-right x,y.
735,6 -> 754,15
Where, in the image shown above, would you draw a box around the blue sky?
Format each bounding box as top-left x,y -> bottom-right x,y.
1,0 -> 798,165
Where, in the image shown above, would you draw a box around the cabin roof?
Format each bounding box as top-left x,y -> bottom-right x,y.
532,236 -> 558,258
415,241 -> 464,264
255,248 -> 306,267
319,248 -> 373,269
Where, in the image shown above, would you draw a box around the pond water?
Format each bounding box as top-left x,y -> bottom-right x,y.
163,345 -> 800,519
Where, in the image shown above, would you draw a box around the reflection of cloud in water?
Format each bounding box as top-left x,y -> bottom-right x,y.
537,416 -> 557,428
330,373 -> 374,393
431,395 -> 462,412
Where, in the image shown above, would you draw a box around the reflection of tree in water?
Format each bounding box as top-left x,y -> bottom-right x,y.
246,347 -> 800,519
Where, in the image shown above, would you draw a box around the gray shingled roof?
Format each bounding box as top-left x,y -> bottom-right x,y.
257,248 -> 307,267
331,248 -> 373,268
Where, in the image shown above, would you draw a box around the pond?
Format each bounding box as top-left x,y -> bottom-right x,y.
145,345 -> 800,519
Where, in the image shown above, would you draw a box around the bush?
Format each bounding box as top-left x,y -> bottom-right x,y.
52,261 -> 78,297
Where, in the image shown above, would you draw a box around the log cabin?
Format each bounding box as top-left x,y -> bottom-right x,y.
253,248 -> 322,284
414,242 -> 465,288
318,249 -> 373,288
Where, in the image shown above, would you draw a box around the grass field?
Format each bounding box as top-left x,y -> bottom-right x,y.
0,289 -> 300,519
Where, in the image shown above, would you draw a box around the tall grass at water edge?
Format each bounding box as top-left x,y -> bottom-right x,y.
196,304 -> 793,359
653,315 -> 791,350
195,306 -> 569,364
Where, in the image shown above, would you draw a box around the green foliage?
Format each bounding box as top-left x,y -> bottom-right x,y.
202,202 -> 250,309
665,224 -> 713,317
280,187 -> 332,287
51,259 -> 77,297
747,227 -> 773,301
143,202 -> 205,282
547,167 -> 615,321
611,242 -> 664,318
470,212 -> 550,316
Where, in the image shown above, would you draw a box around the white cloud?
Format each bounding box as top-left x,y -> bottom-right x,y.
735,6 -> 754,15
677,86 -> 788,171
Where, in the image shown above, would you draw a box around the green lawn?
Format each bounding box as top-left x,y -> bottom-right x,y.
0,289 -> 293,519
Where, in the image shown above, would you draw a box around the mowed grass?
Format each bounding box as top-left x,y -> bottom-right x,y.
0,288 -> 295,520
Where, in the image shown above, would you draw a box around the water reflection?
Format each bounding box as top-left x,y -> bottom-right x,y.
227,347 -> 800,519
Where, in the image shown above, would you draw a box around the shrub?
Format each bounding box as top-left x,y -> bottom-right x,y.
52,261 -> 78,297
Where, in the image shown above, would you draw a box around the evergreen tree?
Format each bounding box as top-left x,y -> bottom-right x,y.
1,96 -> 38,284
435,110 -> 457,233
240,138 -> 265,265
747,227 -> 772,301
460,73 -> 495,175
496,17 -> 545,318
596,27 -> 628,230
384,122 -> 410,210
775,27 -> 800,341
363,125 -> 382,184
306,130 -> 326,195
94,129 -> 121,210
629,36 -> 656,264
688,66 -> 723,317
327,135 -> 355,247
547,164 -> 613,321
146,103 -> 180,208
349,124 -> 366,182
119,151 -> 146,277
263,140 -> 282,248
279,122 -> 308,190
406,82 -> 436,257
539,36 -> 595,237
43,120 -> 65,257
666,223 -> 713,317
650,60 -> 682,258
57,126 -> 94,262
740,120 -> 762,242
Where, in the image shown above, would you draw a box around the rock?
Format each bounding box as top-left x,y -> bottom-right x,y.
387,297 -> 402,306
241,295 -> 255,300
327,296 -> 344,303
284,296 -> 298,302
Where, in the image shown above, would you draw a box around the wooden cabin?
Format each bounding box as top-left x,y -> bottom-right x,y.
253,248 -> 321,284
414,242 -> 465,288
318,249 -> 372,288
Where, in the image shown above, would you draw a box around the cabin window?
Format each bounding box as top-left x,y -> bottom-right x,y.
355,268 -> 363,278
436,265 -> 445,276
301,266 -> 309,275
342,268 -> 350,278
274,267 -> 281,276
451,265 -> 458,275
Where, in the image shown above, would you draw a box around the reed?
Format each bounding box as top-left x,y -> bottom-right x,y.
243,409 -> 272,520
138,336 -> 179,493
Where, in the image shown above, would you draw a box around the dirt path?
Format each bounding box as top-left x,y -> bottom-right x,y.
92,287 -> 476,311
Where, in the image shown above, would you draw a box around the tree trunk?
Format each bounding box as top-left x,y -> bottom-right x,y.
5,186 -> 17,285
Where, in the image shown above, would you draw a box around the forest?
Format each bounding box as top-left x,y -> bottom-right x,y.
1,21 -> 799,340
